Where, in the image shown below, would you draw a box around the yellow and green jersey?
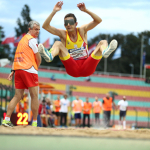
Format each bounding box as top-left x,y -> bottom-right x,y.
65,28 -> 88,60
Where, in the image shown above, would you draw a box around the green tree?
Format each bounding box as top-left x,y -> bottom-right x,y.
15,5 -> 32,37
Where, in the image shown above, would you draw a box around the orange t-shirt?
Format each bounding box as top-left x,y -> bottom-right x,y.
93,101 -> 102,113
54,100 -> 61,112
103,97 -> 113,111
83,102 -> 92,114
73,100 -> 83,112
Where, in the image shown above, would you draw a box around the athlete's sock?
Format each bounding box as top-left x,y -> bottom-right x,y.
48,48 -> 54,61
102,46 -> 108,56
118,121 -> 121,126
33,119 -> 37,123
5,116 -> 10,121
102,45 -> 108,50
123,121 -> 126,129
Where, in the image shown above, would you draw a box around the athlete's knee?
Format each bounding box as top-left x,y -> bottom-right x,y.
99,40 -> 107,45
14,93 -> 23,101
54,41 -> 63,47
30,92 -> 38,100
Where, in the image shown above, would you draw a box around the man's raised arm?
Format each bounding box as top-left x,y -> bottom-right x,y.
77,2 -> 102,32
42,1 -> 64,37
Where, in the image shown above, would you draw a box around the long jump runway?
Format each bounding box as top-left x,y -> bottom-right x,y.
0,126 -> 150,150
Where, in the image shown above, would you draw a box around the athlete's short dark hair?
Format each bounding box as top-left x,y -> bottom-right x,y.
64,13 -> 77,23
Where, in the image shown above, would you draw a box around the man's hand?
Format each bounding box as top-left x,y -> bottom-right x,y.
77,2 -> 87,12
7,72 -> 14,81
53,1 -> 63,12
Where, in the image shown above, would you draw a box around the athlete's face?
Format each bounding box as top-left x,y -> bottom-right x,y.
57,95 -> 60,100
29,24 -> 40,38
123,96 -> 126,101
95,97 -> 98,101
64,17 -> 77,32
106,93 -> 110,98
86,98 -> 89,103
76,96 -> 79,100
64,94 -> 68,99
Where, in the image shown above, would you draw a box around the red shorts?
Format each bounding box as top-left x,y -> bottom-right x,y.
15,70 -> 39,89
61,55 -> 100,77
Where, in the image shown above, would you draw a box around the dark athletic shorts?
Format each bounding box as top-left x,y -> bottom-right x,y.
120,110 -> 126,117
55,112 -> 60,117
75,113 -> 81,119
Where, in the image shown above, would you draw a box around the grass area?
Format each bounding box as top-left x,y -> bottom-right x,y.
0,135 -> 150,150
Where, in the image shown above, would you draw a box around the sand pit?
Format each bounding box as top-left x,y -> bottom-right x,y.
0,126 -> 150,139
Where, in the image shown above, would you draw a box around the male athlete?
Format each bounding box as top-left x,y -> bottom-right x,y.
38,1 -> 118,77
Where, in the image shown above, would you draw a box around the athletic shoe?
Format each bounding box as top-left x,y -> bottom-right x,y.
102,39 -> 118,58
32,122 -> 37,127
2,120 -> 14,127
38,44 -> 53,62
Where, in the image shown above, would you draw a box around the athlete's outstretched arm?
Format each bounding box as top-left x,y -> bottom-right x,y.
77,2 -> 102,32
42,1 -> 64,37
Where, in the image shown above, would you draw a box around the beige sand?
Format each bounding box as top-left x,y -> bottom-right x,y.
0,126 -> 150,139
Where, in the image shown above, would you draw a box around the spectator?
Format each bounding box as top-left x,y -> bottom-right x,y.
83,97 -> 92,128
46,98 -> 56,127
51,74 -> 56,81
85,76 -> 91,82
93,96 -> 102,126
117,96 -> 128,129
72,96 -> 83,127
102,93 -> 116,128
54,95 -> 61,126
60,94 -> 70,127
38,98 -> 47,127
145,77 -> 150,84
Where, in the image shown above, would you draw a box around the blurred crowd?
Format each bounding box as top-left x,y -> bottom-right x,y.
36,93 -> 128,129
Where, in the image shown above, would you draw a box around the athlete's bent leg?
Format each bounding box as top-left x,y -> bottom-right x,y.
51,41 -> 68,58
93,39 -> 118,58
38,41 -> 68,62
60,57 -> 81,77
80,55 -> 101,77
93,40 -> 108,56
78,40 -> 107,76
